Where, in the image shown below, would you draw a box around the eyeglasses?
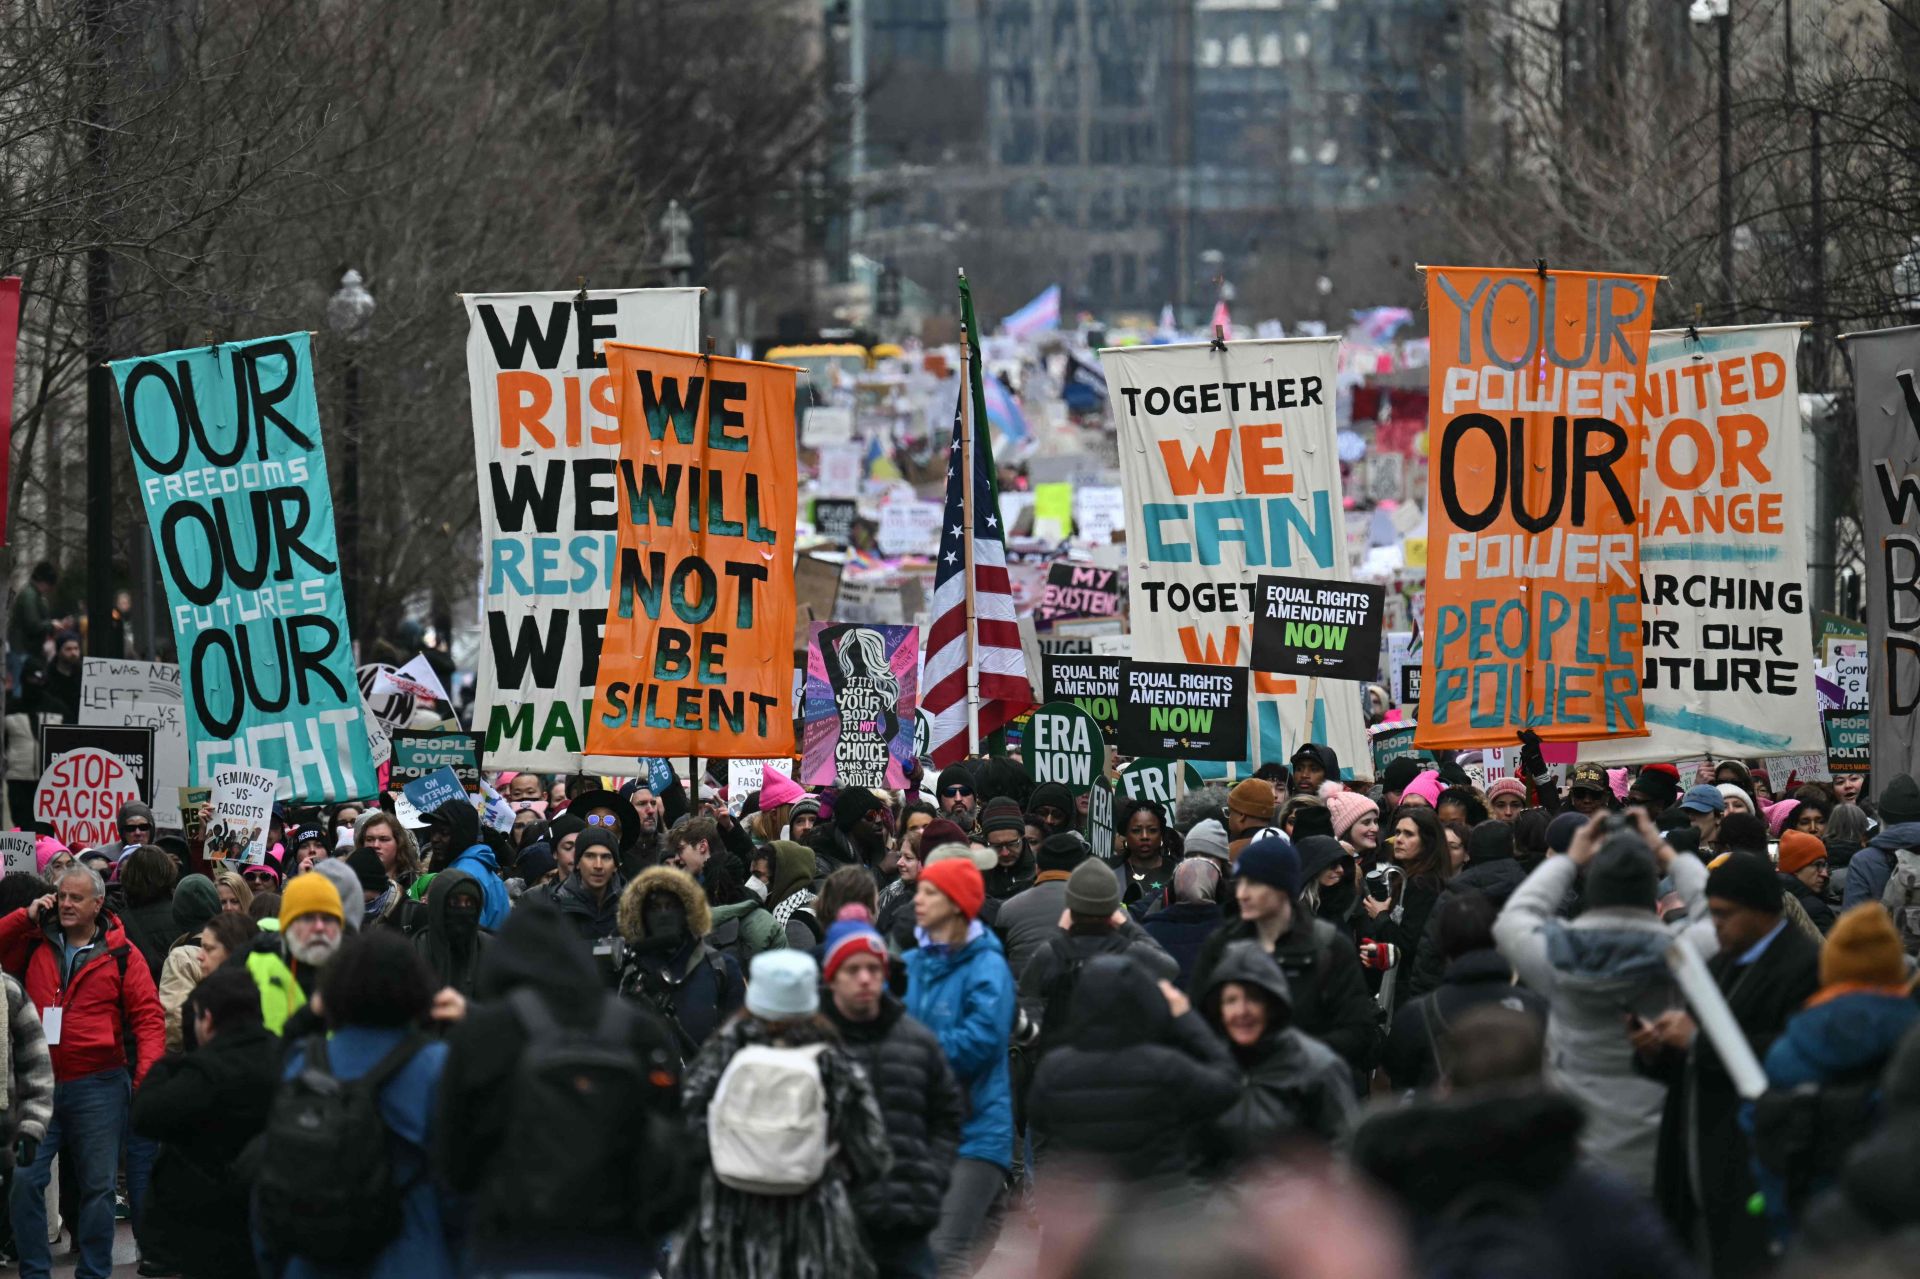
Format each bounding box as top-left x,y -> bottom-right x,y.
123,822 -> 151,835
585,813 -> 620,827
987,837 -> 1022,852
940,785 -> 973,798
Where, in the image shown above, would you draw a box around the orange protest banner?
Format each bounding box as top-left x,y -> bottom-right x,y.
584,344 -> 799,758
1416,267 -> 1658,749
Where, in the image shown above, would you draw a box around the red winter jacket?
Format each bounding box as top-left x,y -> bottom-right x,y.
0,907 -> 165,1086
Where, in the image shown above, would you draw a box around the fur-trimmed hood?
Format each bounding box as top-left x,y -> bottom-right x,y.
618,864 -> 711,943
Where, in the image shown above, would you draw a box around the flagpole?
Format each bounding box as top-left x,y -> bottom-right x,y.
958,282 -> 982,758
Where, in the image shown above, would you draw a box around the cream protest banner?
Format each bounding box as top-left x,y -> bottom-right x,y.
465,288 -> 701,772
1581,324 -> 1821,764
1102,338 -> 1367,774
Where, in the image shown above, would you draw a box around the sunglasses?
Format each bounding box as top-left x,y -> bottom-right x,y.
123,822 -> 152,834
940,785 -> 973,798
585,813 -> 620,827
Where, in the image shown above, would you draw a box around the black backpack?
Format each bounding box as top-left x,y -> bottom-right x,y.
1035,933 -> 1088,1055
479,987 -> 686,1237
252,1033 -> 425,1264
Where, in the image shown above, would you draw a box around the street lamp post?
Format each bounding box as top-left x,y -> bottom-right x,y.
660,201 -> 693,287
326,269 -> 375,648
1690,0 -> 1734,316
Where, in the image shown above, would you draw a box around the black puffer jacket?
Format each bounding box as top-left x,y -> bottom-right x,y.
823,993 -> 964,1236
1027,954 -> 1239,1184
1196,941 -> 1359,1170
131,1023 -> 281,1279
1405,853 -> 1529,999
1382,948 -> 1548,1093
1188,913 -> 1378,1072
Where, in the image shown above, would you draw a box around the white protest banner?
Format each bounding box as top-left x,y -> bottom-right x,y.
36,748 -> 143,851
79,659 -> 187,829
1582,325 -> 1822,765
209,766 -> 279,864
465,287 -> 700,774
877,499 -> 943,557
1103,338 -> 1367,776
1072,486 -> 1125,545
817,443 -> 864,497
0,833 -> 33,876
1826,639 -> 1868,712
375,652 -> 452,709
726,758 -> 793,817
802,405 -> 854,447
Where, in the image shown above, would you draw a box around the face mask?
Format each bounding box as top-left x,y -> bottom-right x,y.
638,897 -> 688,951
745,877 -> 768,901
444,894 -> 481,943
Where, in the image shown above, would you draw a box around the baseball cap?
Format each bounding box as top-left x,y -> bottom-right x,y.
1678,784 -> 1726,815
1568,763 -> 1609,794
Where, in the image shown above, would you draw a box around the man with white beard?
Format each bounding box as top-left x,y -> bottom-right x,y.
250,873 -> 347,1041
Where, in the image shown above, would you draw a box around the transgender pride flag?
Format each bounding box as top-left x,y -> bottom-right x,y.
1002,285 -> 1060,338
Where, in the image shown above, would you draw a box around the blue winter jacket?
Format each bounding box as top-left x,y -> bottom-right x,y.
263,1026 -> 454,1279
1841,822 -> 1920,911
1765,989 -> 1920,1090
445,844 -> 510,930
904,922 -> 1017,1169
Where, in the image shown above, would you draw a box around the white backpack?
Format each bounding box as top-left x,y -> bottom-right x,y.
707,1043 -> 834,1195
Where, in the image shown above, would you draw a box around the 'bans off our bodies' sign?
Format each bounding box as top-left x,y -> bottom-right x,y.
584,345 -> 799,758
113,333 -> 377,801
465,289 -> 701,773
1418,268 -> 1657,750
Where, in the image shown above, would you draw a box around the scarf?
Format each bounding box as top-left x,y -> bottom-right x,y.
364,883 -> 397,928
771,888 -> 817,929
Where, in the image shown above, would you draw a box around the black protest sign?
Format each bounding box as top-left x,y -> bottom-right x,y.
1400,663 -> 1422,708
1116,661 -> 1250,761
1250,575 -> 1384,680
1086,774 -> 1115,858
1037,563 -> 1123,624
41,724 -> 157,803
813,498 -> 857,545
1824,710 -> 1871,775
1041,654 -> 1122,741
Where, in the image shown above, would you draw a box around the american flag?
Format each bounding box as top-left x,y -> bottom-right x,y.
923,387 -> 1032,768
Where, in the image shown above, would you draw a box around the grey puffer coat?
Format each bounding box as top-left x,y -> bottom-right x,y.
1493,851 -> 1707,1190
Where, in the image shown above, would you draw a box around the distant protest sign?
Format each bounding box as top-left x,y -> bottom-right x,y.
1418,267 -> 1658,749
812,498 -> 857,545
401,766 -> 466,819
1037,563 -> 1123,624
35,746 -> 146,851
1827,639 -> 1868,712
465,288 -> 700,774
1844,324 -> 1920,781
726,758 -> 792,816
1825,710 -> 1871,774
800,623 -> 917,788
113,333 -> 376,801
208,765 -> 278,864
1104,339 -> 1367,774
1117,661 -> 1250,762
585,345 -> 799,758
877,499 -> 943,557
1041,654 -> 1121,740
0,833 -> 32,877
1250,575 -> 1384,680
388,731 -> 483,788
1583,325 -> 1820,766
41,724 -> 155,805
79,659 -> 186,829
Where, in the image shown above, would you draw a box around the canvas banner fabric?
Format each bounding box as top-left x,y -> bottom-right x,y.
1847,323 -> 1920,781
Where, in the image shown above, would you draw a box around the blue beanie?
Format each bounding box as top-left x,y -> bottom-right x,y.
1546,811 -> 1588,854
1235,833 -> 1300,896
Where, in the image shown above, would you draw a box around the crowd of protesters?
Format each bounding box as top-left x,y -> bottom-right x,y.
0,744 -> 1908,1279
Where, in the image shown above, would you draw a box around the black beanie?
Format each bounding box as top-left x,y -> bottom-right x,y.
1706,852 -> 1783,914
1037,831 -> 1090,873
574,827 -> 620,861
1382,757 -> 1425,796
1026,782 -> 1074,818
346,846 -> 389,893
1583,842 -> 1658,911
1290,804 -> 1335,841
833,787 -> 887,833
1881,774 -> 1920,826
935,765 -> 975,797
1468,820 -> 1514,865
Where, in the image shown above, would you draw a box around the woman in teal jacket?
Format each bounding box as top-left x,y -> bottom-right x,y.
901,858 -> 1016,1276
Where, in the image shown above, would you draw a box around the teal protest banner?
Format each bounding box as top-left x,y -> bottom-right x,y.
113,333 -> 377,801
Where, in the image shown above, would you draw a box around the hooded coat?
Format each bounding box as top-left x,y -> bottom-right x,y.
1016,921 -> 1179,1026
433,800 -> 510,929
1289,743 -> 1342,791
705,898 -> 786,964
1843,819 -> 1920,912
411,869 -> 491,997
1188,910 -> 1378,1074
822,992 -> 963,1240
902,923 -> 1017,1169
1026,953 -> 1240,1184
673,1012 -> 892,1279
1354,1090 -> 1696,1279
433,899 -> 687,1256
616,867 -> 743,1060
810,786 -> 888,880
1492,851 -> 1708,1190
1196,942 -> 1357,1169
767,840 -> 824,948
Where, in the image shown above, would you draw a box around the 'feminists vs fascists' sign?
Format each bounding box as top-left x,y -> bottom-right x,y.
113,334 -> 377,801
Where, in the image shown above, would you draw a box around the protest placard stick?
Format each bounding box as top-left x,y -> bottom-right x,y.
1665,939 -> 1769,1100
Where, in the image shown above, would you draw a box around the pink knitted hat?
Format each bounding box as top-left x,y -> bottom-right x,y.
1319,782 -> 1379,840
